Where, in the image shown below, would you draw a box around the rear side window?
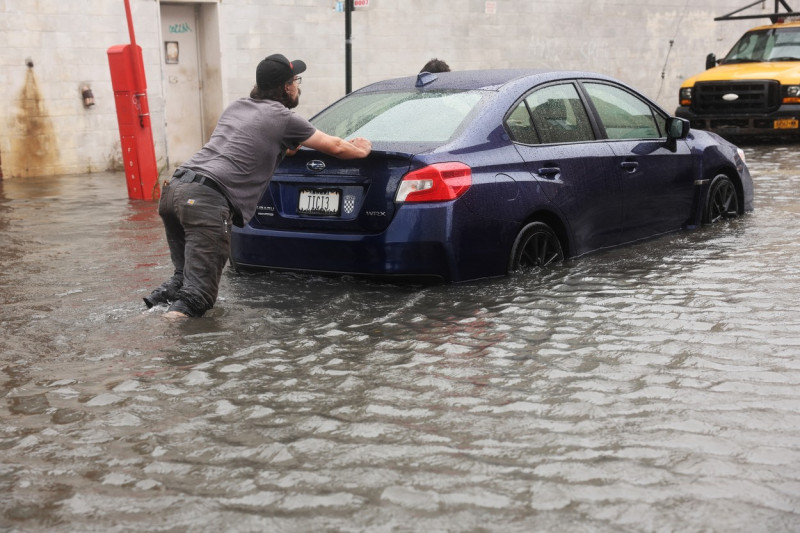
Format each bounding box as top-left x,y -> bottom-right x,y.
506,101 -> 540,144
311,90 -> 483,143
525,84 -> 595,144
583,83 -> 664,139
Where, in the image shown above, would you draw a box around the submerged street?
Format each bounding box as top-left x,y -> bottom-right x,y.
1,143 -> 800,531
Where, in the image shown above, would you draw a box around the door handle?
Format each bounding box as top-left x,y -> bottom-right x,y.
537,167 -> 561,178
621,161 -> 639,173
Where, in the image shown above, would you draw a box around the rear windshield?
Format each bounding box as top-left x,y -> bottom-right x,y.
311,90 -> 485,145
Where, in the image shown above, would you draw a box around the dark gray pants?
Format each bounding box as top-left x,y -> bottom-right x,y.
155,178 -> 232,317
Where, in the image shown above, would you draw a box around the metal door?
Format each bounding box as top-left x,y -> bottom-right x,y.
160,3 -> 204,168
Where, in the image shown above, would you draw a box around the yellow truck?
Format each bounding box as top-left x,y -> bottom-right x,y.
676,2 -> 800,138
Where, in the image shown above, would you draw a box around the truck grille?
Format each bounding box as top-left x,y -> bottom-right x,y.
692,80 -> 781,115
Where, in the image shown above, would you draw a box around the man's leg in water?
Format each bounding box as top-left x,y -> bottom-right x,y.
146,181 -> 186,309
166,184 -> 231,318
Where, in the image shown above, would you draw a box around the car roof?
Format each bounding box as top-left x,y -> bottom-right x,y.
353,69 -> 618,93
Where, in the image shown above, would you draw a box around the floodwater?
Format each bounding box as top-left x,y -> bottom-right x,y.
1,144 -> 799,532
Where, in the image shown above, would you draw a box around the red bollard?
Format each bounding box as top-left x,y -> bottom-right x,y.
107,44 -> 159,201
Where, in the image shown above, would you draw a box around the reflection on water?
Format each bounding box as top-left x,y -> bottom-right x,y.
1,144 -> 800,532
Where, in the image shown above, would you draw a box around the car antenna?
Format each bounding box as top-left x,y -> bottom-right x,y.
416,72 -> 438,87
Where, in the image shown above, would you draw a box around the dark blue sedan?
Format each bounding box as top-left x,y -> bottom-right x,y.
230,69 -> 754,282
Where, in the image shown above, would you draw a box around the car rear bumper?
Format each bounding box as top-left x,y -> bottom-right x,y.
231,228 -> 450,281
676,104 -> 800,137
230,203 -> 482,282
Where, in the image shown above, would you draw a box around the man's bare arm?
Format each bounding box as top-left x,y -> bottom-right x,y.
298,130 -> 371,159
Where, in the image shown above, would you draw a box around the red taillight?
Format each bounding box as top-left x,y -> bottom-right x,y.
395,162 -> 472,203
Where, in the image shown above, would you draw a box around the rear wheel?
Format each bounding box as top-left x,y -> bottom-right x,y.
704,174 -> 739,224
508,221 -> 564,272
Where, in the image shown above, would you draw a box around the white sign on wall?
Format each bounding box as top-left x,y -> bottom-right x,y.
335,0 -> 369,11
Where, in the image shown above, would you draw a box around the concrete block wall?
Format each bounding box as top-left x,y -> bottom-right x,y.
0,0 -> 760,180
1,0 -> 166,179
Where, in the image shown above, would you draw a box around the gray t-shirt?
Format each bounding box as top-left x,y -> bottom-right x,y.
182,98 -> 316,225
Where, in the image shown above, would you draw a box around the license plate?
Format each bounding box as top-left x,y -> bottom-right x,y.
298,189 -> 341,215
774,118 -> 799,129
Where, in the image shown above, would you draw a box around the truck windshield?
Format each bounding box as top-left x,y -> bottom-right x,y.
722,27 -> 800,63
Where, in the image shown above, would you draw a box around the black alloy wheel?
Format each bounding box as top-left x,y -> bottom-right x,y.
704,175 -> 739,224
508,221 -> 564,272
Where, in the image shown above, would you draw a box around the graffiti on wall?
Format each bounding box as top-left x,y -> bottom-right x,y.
169,22 -> 192,33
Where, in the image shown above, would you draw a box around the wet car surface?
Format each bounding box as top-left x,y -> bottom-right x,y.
232,70 -> 753,282
1,143 -> 799,531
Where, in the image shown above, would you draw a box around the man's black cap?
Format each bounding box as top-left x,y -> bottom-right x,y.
256,54 -> 307,89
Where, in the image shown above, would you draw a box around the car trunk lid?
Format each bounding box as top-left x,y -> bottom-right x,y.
250,148 -> 414,233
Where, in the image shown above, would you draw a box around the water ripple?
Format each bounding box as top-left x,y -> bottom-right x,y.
2,148 -> 800,531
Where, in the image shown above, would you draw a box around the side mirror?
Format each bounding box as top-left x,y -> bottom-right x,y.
706,53 -> 717,70
667,117 -> 690,140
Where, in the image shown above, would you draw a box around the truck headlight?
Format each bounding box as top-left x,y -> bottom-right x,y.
679,87 -> 693,106
784,85 -> 800,104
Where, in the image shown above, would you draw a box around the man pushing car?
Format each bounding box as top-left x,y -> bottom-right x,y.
144,53 -> 371,318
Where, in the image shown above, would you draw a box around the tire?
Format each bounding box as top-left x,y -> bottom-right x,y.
508,221 -> 564,273
703,174 -> 739,224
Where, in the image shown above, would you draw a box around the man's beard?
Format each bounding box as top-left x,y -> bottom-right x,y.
286,88 -> 301,109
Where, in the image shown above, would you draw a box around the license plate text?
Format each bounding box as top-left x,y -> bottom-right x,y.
298,189 -> 341,215
774,118 -> 799,130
